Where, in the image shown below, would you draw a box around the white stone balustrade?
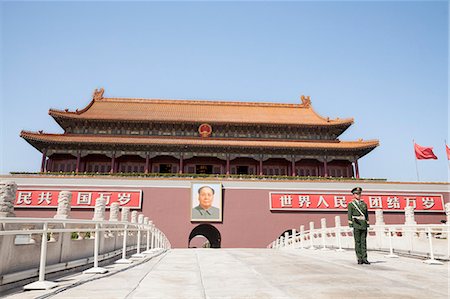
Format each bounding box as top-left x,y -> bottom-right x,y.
0,180 -> 171,293
269,209 -> 449,264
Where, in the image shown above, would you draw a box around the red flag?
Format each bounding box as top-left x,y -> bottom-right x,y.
414,143 -> 438,160
446,144 -> 450,160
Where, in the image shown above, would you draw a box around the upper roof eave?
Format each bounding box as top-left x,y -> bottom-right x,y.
20,131 -> 379,151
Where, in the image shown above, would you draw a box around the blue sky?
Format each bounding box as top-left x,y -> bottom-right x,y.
0,1 -> 448,182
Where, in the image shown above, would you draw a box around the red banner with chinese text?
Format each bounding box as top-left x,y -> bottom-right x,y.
15,190 -> 142,209
270,193 -> 444,212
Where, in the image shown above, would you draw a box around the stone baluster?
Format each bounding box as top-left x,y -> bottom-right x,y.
109,202 -> 120,221
291,228 -> 297,248
309,221 -> 315,250
375,209 -> 385,225
54,191 -> 72,219
374,209 -> 385,250
404,206 -> 416,250
131,211 -> 138,223
0,181 -> 17,217
445,203 -> 450,224
404,206 -> 416,226
299,225 -> 305,249
335,216 -> 345,252
92,197 -> 106,221
144,217 -> 149,225
320,218 -> 329,250
121,207 -> 130,222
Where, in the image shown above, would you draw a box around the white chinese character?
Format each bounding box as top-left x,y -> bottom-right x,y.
17,192 -> 32,205
369,196 -> 382,209
279,195 -> 293,207
422,197 -> 435,209
77,192 -> 92,205
334,196 -> 347,208
405,197 -> 417,208
316,196 -> 330,208
98,193 -> 112,205
118,193 -> 131,205
299,195 -> 311,208
37,192 -> 52,205
387,197 -> 400,209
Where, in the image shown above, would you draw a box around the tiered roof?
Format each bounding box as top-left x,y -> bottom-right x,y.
21,89 -> 379,157
49,91 -> 353,128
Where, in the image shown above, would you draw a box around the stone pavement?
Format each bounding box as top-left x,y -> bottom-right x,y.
2,248 -> 448,299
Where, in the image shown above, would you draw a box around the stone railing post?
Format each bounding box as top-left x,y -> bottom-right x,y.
132,214 -> 145,258
375,209 -> 385,226
131,211 -> 138,223
335,216 -> 344,252
121,207 -> 130,222
320,218 -> 329,250
299,225 -> 305,249
445,203 -> 450,258
404,206 -> 416,226
404,206 -> 416,251
308,221 -> 315,250
445,203 -> 450,224
109,202 -> 120,221
92,197 -> 106,221
54,191 -> 72,219
284,232 -> 289,247
291,228 -> 297,248
0,181 -> 17,217
374,209 -> 385,250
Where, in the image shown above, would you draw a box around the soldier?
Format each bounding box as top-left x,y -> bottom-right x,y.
348,187 -> 370,264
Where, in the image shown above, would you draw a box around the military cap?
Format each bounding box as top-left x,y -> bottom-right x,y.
351,187 -> 362,194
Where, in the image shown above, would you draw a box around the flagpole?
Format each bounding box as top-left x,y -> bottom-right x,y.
445,140 -> 448,171
413,140 -> 420,181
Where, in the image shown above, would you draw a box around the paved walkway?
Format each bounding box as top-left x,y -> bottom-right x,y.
3,248 -> 449,299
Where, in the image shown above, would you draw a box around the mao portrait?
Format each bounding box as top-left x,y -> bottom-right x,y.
191,183 -> 222,222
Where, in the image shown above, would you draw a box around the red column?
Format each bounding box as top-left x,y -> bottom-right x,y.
75,152 -> 81,173
46,158 -> 52,172
145,153 -> 149,174
226,155 -> 230,175
324,159 -> 328,177
259,158 -> 263,175
291,157 -> 296,176
110,152 -> 115,174
179,154 -> 183,174
355,160 -> 360,179
40,149 -> 47,172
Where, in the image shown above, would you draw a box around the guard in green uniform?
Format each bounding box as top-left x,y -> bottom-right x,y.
348,187 -> 370,264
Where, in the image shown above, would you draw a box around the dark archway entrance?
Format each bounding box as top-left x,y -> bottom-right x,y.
188,224 -> 221,248
279,229 -> 295,238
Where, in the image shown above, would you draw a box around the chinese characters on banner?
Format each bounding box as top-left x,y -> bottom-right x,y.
270,193 -> 444,212
15,190 -> 142,208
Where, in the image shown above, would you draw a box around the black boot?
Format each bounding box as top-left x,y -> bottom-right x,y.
358,260 -> 363,264
362,260 -> 371,265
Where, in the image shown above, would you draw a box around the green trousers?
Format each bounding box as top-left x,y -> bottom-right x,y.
353,228 -> 368,261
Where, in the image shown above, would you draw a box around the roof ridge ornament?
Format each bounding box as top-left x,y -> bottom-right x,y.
300,95 -> 311,107
93,88 -> 105,101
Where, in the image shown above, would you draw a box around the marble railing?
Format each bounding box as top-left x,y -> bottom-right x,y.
0,181 -> 170,292
268,212 -> 449,266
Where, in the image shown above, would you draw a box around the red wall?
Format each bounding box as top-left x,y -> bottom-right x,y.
13,182 -> 449,248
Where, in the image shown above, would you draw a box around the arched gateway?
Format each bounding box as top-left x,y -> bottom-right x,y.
188,224 -> 221,248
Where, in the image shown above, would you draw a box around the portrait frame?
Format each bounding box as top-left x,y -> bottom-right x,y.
190,182 -> 223,222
